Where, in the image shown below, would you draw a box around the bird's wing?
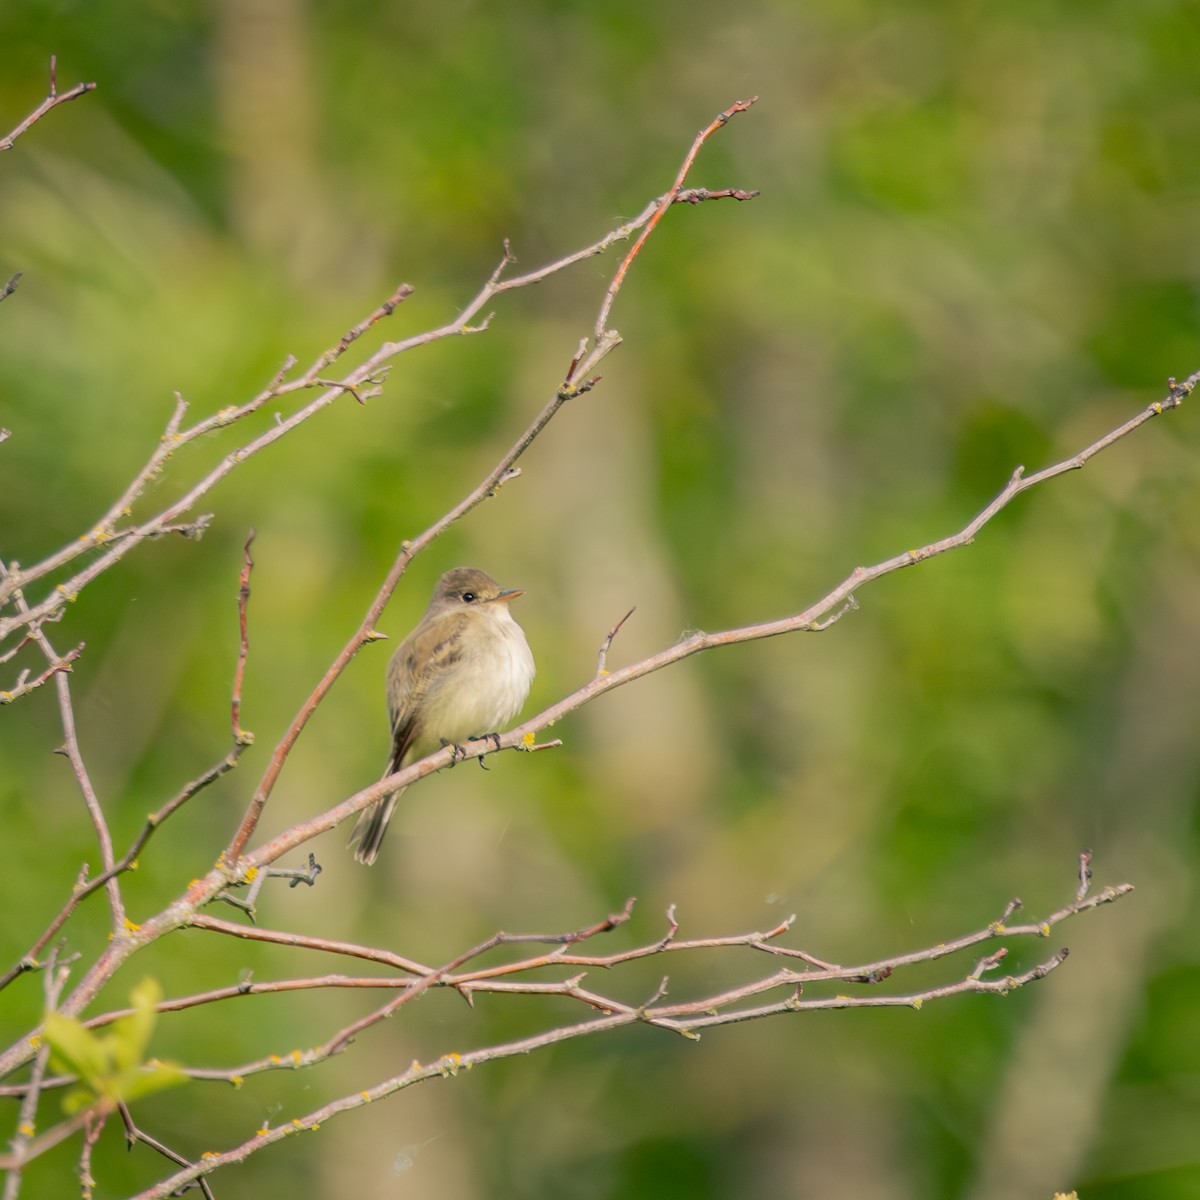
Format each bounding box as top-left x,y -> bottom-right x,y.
385,625 -> 466,775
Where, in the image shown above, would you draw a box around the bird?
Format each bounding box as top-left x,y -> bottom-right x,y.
348,566 -> 535,865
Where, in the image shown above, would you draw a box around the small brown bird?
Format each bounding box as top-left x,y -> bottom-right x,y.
349,567 -> 535,865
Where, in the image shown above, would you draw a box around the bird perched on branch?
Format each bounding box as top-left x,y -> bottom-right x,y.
349,567 -> 535,865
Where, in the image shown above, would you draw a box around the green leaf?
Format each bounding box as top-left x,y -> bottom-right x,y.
42,978 -> 186,1114
42,1012 -> 108,1089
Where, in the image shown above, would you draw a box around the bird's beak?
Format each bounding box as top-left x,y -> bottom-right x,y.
488,588 -> 524,603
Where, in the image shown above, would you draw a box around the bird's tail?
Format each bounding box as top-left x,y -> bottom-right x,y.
348,785 -> 405,866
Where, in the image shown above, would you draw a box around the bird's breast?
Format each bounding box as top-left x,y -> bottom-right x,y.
419,616 -> 534,746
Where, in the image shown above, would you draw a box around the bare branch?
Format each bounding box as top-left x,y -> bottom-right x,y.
81,864 -> 1127,1199
597,608 -> 636,677
0,733 -> 250,993
221,107 -> 753,861
593,97 -> 758,348
8,587 -> 123,932
0,56 -> 96,152
0,640 -> 83,705
242,375 -> 1192,870
232,530 -> 255,742
0,162 -> 759,644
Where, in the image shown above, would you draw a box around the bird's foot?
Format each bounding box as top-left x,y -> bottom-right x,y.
441,738 -> 470,766
466,732 -> 502,769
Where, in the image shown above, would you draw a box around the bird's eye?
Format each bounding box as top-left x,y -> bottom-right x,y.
461,591 -> 477,603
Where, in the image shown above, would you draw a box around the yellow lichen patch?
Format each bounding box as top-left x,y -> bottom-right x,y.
522,731 -> 536,748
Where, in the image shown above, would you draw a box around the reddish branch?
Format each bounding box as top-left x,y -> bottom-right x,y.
219,109 -> 754,863
231,370 -> 1195,873
0,860 -> 1125,1196
0,84 -> 1178,1199
0,178 -> 754,641
592,97 -> 758,346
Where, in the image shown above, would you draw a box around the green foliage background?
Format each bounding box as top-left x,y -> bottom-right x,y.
2,2 -> 1199,1197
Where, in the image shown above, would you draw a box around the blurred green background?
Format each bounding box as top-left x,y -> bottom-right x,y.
2,2 -> 1198,1197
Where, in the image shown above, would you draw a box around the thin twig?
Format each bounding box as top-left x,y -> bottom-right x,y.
0,952 -> 70,1200
0,641 -> 83,704
98,864 -> 1126,1200
0,745 -> 248,994
592,97 -> 758,347
9,588 -> 123,933
597,608 -> 636,677
116,1105 -> 216,1200
220,108 -> 751,862
232,530 -> 255,741
0,56 -> 96,153
241,376 -> 1193,870
0,182 -> 756,637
